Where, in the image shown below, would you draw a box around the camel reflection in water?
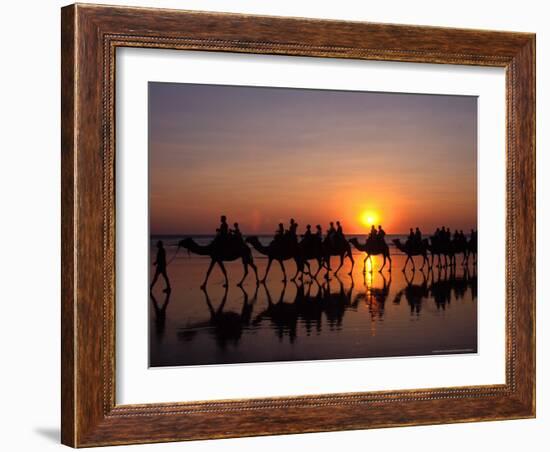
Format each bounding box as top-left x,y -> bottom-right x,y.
393,266 -> 477,315
164,264 -> 477,350
252,276 -> 355,343
175,285 -> 258,350
353,272 -> 392,321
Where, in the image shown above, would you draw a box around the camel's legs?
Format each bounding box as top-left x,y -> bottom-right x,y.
313,259 -> 323,279
291,260 -> 301,282
348,252 -> 355,275
250,261 -> 259,284
262,258 -> 273,282
201,259 -> 217,289
217,261 -> 229,287
240,256 -> 257,286
278,259 -> 288,282
380,254 -> 386,272
363,255 -> 369,273
334,255 -> 345,275
238,262 -> 248,286
324,256 -> 331,280
420,254 -> 427,271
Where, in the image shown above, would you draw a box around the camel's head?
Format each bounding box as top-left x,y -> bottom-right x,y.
178,237 -> 193,249
392,238 -> 402,247
348,237 -> 358,245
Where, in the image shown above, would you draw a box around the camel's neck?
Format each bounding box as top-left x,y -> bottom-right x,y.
184,240 -> 211,256
248,238 -> 270,256
394,240 -> 406,252
350,239 -> 365,251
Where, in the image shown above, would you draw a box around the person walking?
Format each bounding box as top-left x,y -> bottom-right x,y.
151,240 -> 171,293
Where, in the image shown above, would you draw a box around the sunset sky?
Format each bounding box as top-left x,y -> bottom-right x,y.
149,82 -> 477,235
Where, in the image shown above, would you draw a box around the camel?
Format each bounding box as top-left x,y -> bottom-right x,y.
348,237 -> 392,273
464,236 -> 478,266
392,238 -> 430,271
320,235 -> 355,278
296,235 -> 355,279
245,236 -> 304,282
428,237 -> 471,268
297,236 -> 326,278
178,237 -> 258,289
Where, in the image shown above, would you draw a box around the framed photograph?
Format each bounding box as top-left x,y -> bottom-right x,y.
61,3 -> 535,447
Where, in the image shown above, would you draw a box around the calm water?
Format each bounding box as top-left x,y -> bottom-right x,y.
149,235 -> 477,367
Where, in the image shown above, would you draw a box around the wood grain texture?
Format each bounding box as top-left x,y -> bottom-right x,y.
60,3 -> 536,447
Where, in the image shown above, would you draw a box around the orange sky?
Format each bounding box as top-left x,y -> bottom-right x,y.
149,83 -> 477,235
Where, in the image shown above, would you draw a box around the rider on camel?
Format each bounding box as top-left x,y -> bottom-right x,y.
377,225 -> 386,244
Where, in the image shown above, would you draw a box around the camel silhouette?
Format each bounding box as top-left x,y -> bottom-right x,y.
297,236 -> 326,278
428,237 -> 473,268
348,237 -> 392,273
296,234 -> 355,280
464,235 -> 478,266
245,236 -> 304,282
177,285 -> 258,350
392,238 -> 430,271
178,237 -> 259,289
320,235 -> 355,278
392,268 -> 429,315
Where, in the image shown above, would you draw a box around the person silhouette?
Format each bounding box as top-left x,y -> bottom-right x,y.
407,228 -> 415,246
218,215 -> 229,237
274,223 -> 284,242
377,225 -> 386,244
232,222 -> 243,242
369,225 -> 377,240
150,240 -> 171,293
289,218 -> 298,238
414,227 -> 422,245
328,222 -> 336,246
315,224 -> 323,241
303,224 -> 312,239
336,221 -> 343,236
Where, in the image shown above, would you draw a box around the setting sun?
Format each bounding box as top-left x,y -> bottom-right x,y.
360,210 -> 380,228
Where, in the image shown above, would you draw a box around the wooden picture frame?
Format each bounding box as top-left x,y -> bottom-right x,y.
61,3 -> 535,447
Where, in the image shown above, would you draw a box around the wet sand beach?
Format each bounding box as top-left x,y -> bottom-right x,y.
149,236 -> 477,367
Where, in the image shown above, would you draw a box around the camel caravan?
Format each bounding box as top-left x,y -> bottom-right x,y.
175,215 -> 477,289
